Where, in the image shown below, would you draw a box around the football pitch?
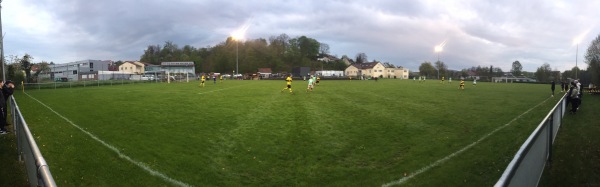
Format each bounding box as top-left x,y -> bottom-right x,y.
14,79 -> 559,186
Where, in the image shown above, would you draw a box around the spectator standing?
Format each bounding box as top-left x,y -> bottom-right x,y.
0,80 -> 15,134
570,81 -> 580,114
551,81 -> 556,97
560,81 -> 565,93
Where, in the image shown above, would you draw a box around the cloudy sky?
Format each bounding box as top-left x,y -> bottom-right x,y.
3,0 -> 599,72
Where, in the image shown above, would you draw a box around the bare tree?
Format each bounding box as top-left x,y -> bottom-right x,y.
319,43 -> 330,55
355,53 -> 368,64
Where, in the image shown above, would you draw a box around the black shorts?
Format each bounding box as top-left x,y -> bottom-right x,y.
316,81 -> 320,83
202,80 -> 205,83
287,85 -> 291,88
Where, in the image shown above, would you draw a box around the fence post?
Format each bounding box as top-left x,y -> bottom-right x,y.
548,115 -> 553,164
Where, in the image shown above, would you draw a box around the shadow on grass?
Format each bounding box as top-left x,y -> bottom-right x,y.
540,95 -> 600,187
0,124 -> 29,187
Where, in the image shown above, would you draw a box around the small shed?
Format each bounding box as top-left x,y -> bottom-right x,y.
258,68 -> 272,78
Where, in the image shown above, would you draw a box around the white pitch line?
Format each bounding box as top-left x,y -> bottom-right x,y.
25,92 -> 192,187
197,83 -> 250,95
382,97 -> 552,187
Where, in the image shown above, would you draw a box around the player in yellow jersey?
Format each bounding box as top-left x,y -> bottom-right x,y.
316,76 -> 321,85
281,75 -> 293,93
459,79 -> 465,90
200,75 -> 206,87
219,75 -> 223,83
441,76 -> 445,84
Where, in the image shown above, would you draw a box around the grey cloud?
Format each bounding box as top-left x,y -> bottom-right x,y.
5,0 -> 600,72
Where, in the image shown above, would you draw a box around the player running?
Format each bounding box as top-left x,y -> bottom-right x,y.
307,75 -> 314,92
281,74 -> 293,93
199,74 -> 206,87
459,79 -> 465,90
219,75 -> 223,83
316,76 -> 321,86
441,76 -> 445,84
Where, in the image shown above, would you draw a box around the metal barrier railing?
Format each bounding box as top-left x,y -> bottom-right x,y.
495,94 -> 567,187
10,96 -> 57,187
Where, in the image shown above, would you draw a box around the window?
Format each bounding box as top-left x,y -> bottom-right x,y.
73,70 -> 78,74
90,63 -> 94,68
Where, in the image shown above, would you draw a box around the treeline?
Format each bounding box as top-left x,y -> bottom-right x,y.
139,34 -> 348,74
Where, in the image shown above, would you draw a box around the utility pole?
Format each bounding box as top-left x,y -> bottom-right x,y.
0,0 -> 5,81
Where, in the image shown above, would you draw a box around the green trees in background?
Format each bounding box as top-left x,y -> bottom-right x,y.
139,34 -> 347,74
585,33 -> 600,84
418,61 -> 436,78
511,60 -> 523,76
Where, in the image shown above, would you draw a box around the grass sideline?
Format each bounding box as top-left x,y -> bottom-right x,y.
0,122 -> 29,187
13,79 -> 559,186
540,95 -> 600,186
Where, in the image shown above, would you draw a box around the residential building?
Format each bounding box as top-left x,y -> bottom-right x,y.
317,54 -> 340,63
119,61 -> 151,74
345,64 -> 360,77
344,62 -> 409,79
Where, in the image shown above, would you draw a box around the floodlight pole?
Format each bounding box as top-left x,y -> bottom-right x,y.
0,0 -> 5,81
575,44 -> 578,79
236,39 -> 239,79
437,53 -> 440,80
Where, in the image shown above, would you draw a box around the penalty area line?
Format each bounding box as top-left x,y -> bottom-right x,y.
197,83 -> 249,95
382,96 -> 552,187
25,92 -> 192,187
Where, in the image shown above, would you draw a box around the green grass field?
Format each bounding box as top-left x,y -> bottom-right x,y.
14,79 -> 560,186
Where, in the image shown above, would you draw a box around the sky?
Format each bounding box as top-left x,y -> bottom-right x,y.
2,0 -> 599,72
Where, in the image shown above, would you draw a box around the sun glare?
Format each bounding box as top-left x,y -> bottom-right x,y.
572,29 -> 590,46
435,40 -> 447,53
231,22 -> 251,41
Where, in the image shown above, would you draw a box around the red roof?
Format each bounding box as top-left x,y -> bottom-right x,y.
257,68 -> 272,73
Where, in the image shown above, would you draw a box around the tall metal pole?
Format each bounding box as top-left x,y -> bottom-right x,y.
236,40 -> 239,78
575,44 -> 578,79
437,53 -> 440,79
0,0 -> 5,81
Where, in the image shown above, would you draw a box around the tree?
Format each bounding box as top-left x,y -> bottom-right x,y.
355,53 -> 368,64
418,61 -> 436,78
585,33 -> 600,84
493,67 -> 504,77
34,61 -> 51,82
140,44 -> 162,64
319,43 -> 330,55
534,63 -> 552,82
511,61 -> 523,76
20,54 -> 34,83
434,61 -> 447,78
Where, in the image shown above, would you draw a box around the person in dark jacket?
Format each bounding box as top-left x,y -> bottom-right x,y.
551,81 -> 556,97
0,80 -> 15,134
569,82 -> 580,114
